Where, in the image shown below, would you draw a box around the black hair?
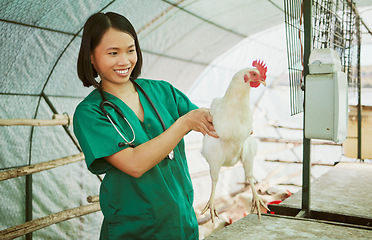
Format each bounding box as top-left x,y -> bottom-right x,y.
77,12 -> 143,89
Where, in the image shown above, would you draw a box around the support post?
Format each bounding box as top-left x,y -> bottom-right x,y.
26,175 -> 32,240
302,0 -> 312,218
356,15 -> 362,161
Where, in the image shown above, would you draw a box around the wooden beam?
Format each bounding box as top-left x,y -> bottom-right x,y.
258,137 -> 341,146
265,159 -> 336,166
0,202 -> 100,240
0,114 -> 72,126
87,195 -> 99,203
0,153 -> 84,182
271,124 -> 303,131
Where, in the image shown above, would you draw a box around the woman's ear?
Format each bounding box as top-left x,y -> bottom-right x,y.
91,53 -> 98,77
90,54 -> 95,66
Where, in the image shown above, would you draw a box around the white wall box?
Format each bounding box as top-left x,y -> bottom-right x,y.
304,49 -> 348,143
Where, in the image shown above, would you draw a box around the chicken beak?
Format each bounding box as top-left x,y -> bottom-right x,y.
260,80 -> 267,87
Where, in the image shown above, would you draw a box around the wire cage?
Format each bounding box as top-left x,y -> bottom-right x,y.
284,0 -> 360,116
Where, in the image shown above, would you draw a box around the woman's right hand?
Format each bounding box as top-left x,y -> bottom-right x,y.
180,108 -> 219,138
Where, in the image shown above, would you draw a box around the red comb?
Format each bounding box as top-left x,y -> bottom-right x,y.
252,60 -> 267,80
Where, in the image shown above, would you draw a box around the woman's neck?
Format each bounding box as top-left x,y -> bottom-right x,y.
101,80 -> 137,100
101,79 -> 144,121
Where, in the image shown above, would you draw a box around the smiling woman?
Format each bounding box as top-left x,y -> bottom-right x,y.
90,28 -> 144,120
73,12 -> 218,240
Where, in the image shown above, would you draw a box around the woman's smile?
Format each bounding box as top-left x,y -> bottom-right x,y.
115,68 -> 130,77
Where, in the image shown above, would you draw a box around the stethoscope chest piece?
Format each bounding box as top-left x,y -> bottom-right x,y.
167,150 -> 174,160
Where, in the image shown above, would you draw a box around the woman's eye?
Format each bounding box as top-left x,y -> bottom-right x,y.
109,52 -> 117,55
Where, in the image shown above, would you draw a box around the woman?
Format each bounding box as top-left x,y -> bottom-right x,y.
73,12 -> 217,239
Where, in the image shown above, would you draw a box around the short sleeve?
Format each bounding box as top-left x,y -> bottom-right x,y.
150,80 -> 198,116
73,103 -> 130,174
172,86 -> 199,116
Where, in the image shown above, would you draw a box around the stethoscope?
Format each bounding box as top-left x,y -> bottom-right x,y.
99,81 -> 174,160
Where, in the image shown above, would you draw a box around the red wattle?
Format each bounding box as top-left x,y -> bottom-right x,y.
250,81 -> 260,88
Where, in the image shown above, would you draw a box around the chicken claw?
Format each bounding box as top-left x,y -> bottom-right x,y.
249,180 -> 270,221
201,198 -> 219,223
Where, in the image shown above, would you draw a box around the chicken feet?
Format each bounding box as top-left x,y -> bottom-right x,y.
200,180 -> 219,222
241,137 -> 269,220
247,177 -> 270,221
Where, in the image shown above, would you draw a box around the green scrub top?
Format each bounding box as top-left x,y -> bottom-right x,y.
73,79 -> 199,240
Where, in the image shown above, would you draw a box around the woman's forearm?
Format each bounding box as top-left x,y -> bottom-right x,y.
104,108 -> 216,177
125,116 -> 190,177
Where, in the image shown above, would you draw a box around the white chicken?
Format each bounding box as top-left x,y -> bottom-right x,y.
201,60 -> 269,223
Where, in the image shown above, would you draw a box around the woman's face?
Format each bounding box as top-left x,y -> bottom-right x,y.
91,28 -> 137,87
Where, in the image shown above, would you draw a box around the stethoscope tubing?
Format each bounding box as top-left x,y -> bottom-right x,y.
99,81 -> 167,148
99,100 -> 136,147
135,82 -> 167,132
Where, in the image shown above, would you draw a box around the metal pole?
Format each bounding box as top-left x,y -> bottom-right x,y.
356,16 -> 362,161
26,175 -> 32,240
41,93 -> 82,152
347,0 -> 365,163
301,0 -> 312,218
